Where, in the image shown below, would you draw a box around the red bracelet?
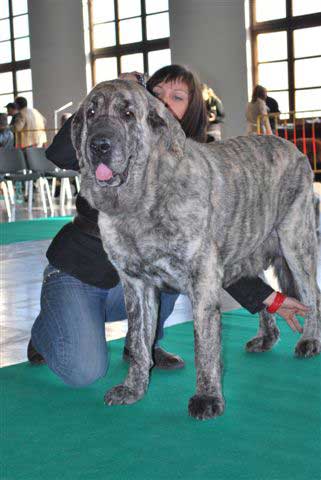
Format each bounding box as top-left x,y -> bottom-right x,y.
266,292 -> 287,313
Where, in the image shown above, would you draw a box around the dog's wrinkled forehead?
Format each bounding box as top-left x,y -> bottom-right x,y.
85,79 -> 148,116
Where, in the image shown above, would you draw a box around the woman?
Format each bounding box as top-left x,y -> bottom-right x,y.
246,84 -> 272,135
29,65 -> 307,387
202,83 -> 225,141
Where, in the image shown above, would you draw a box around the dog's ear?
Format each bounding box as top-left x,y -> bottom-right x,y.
147,95 -> 186,158
71,106 -> 84,157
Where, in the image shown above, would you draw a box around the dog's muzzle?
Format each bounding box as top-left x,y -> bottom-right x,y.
89,135 -> 130,188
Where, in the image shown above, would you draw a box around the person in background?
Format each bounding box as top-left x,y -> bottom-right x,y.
266,95 -> 280,132
14,96 -> 47,148
0,113 -> 14,149
246,85 -> 272,135
202,83 -> 225,141
5,102 -> 19,128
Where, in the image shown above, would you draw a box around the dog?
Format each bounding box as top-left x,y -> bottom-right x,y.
71,79 -> 321,420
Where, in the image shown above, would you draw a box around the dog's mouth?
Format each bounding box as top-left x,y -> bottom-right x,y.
94,160 -> 131,188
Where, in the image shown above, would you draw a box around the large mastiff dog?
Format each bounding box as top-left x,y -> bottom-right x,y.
72,80 -> 320,420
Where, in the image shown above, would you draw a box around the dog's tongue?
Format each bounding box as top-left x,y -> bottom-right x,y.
95,163 -> 113,181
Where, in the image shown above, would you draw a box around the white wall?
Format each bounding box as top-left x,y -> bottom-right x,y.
28,0 -> 87,128
169,0 -> 248,138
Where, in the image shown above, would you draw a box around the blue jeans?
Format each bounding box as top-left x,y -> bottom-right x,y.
31,265 -> 179,387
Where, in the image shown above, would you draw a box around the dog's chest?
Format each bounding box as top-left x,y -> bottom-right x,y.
98,213 -> 189,291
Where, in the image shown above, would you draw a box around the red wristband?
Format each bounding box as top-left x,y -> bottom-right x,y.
266,292 -> 287,313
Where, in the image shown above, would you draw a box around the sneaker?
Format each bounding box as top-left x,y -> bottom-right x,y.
27,339 -> 46,365
123,345 -> 185,370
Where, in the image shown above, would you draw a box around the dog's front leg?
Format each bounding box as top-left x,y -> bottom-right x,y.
104,275 -> 159,406
188,253 -> 225,420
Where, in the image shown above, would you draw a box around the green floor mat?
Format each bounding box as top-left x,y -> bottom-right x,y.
0,217 -> 73,245
1,309 -> 320,480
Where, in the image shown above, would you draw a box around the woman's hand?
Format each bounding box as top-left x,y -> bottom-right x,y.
263,292 -> 309,333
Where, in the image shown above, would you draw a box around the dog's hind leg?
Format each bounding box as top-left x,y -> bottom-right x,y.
104,275 -> 159,406
246,252 -> 304,353
245,303 -> 280,353
188,247 -> 225,420
277,190 -> 321,357
245,256 -> 299,353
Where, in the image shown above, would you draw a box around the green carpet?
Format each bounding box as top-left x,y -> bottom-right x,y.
0,217 -> 73,245
1,309 -> 320,480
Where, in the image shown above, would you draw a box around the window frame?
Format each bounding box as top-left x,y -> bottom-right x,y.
250,0 -> 321,115
88,0 -> 170,85
0,0 -> 31,99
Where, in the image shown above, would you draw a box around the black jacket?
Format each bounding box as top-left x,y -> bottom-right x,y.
46,116 -> 273,312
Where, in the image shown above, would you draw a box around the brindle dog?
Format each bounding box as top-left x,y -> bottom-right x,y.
72,80 -> 320,420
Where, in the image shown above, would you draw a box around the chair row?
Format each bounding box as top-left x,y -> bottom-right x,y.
0,147 -> 80,220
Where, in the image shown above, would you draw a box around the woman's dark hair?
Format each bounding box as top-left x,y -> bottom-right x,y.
251,85 -> 267,103
146,65 -> 208,143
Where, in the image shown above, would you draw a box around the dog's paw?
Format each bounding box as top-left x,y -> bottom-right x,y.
104,384 -> 143,406
295,339 -> 321,358
188,394 -> 225,420
246,328 -> 280,353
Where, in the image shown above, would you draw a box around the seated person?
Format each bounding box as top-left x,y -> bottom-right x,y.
246,85 -> 272,135
0,113 -> 14,149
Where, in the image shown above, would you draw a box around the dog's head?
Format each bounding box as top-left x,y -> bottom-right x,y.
71,79 -> 186,213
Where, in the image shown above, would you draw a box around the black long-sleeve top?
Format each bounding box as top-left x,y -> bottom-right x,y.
46,116 -> 273,313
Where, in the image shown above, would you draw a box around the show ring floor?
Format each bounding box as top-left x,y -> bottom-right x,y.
1,309 -> 320,480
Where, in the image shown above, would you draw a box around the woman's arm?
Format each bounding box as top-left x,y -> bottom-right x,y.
263,115 -> 272,135
45,114 -> 79,171
225,277 -> 273,314
14,112 -> 25,132
258,99 -> 272,135
226,277 -> 308,333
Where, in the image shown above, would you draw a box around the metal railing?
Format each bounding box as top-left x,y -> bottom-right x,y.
257,111 -> 321,174
7,117 -> 321,175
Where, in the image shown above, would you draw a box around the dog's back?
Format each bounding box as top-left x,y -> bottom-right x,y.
177,135 -> 313,266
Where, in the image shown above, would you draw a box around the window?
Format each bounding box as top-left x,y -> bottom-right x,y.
0,0 -> 33,112
250,1 -> 321,117
255,0 -> 286,22
292,0 -> 321,17
89,0 -> 171,85
294,25 -> 321,117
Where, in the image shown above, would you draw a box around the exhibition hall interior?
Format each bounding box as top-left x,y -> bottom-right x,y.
1,1 -> 321,479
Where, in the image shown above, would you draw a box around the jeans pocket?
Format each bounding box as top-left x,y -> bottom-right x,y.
43,264 -> 61,283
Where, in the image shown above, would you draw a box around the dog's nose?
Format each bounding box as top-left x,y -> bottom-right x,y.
90,136 -> 111,155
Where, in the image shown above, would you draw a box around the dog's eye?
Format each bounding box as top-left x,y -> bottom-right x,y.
125,110 -> 134,119
87,108 -> 96,118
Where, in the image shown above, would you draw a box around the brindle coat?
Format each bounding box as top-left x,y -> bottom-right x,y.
72,80 -> 321,420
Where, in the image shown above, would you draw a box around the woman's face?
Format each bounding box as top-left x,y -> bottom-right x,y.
152,79 -> 189,120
